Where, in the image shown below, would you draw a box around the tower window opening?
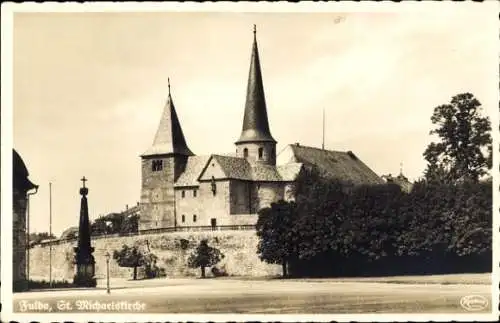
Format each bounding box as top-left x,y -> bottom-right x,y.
193,214 -> 197,222
193,189 -> 197,197
243,148 -> 249,158
152,160 -> 163,171
258,147 -> 264,159
181,214 -> 185,223
181,190 -> 185,198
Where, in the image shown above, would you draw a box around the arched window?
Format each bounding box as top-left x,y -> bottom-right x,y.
181,215 -> 185,223
243,148 -> 249,158
258,147 -> 264,159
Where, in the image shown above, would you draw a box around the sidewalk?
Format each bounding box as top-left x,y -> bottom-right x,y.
17,277 -> 208,296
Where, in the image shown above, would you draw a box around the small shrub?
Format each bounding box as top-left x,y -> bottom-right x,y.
73,273 -> 97,287
211,266 -> 228,277
179,238 -> 189,250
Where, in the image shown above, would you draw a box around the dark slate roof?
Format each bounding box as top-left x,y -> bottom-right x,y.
13,149 -> 37,191
142,88 -> 194,157
288,144 -> 384,185
174,155 -> 211,187
236,26 -> 276,144
195,155 -> 301,182
211,155 -> 252,180
250,164 -> 283,181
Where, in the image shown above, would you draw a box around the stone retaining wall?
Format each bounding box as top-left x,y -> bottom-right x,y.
28,230 -> 280,281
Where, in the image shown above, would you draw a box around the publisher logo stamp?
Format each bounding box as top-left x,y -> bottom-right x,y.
460,295 -> 488,311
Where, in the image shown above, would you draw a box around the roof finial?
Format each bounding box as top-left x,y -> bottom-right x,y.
253,24 -> 256,38
400,162 -> 403,175
168,77 -> 171,95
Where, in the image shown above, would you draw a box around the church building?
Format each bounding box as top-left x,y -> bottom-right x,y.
139,27 -> 383,231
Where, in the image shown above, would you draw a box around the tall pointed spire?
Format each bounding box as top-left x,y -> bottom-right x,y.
236,25 -> 276,144
142,79 -> 194,156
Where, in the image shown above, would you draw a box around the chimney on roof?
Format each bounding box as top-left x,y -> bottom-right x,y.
295,142 -> 300,146
126,204 -> 128,210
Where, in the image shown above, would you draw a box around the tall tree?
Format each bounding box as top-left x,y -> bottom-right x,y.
187,239 -> 224,278
424,93 -> 492,183
256,200 -> 298,277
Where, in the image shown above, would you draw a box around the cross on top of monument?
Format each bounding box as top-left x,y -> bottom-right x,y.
81,176 -> 87,188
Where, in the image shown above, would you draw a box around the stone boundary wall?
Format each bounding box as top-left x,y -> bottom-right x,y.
29,230 -> 280,281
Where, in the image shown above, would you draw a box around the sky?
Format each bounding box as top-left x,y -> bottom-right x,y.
9,4 -> 498,236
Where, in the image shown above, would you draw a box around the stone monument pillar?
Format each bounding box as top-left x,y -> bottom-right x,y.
73,176 -> 96,287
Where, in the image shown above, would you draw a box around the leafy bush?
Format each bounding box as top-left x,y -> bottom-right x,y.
188,239 -> 224,278
113,243 -> 164,280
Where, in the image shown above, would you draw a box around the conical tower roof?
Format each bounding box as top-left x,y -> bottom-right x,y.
236,25 -> 276,144
142,80 -> 194,157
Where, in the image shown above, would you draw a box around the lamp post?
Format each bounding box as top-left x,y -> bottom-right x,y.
49,182 -> 52,288
105,251 -> 110,294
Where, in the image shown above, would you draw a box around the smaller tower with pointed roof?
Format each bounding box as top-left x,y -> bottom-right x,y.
235,25 -> 277,166
140,79 -> 194,230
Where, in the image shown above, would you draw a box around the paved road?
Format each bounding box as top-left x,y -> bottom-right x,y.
13,278 -> 492,314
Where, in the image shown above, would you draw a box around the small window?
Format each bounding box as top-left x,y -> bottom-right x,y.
211,176 -> 217,196
258,147 -> 263,159
193,214 -> 197,222
152,160 -> 163,172
181,214 -> 185,223
181,190 -> 185,198
193,189 -> 197,197
243,148 -> 248,158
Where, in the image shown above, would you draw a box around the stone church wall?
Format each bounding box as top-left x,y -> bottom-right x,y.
28,231 -> 280,281
229,180 -> 251,215
198,181 -> 231,226
140,157 -> 176,230
235,142 -> 276,165
175,180 -> 231,227
13,189 -> 27,283
252,182 -> 285,211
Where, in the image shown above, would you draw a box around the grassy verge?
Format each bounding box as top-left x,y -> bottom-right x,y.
13,279 -> 75,292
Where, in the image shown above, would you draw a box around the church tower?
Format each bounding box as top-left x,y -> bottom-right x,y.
139,79 -> 193,230
235,25 -> 277,165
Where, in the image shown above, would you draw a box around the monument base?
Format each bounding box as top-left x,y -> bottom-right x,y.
73,263 -> 96,287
